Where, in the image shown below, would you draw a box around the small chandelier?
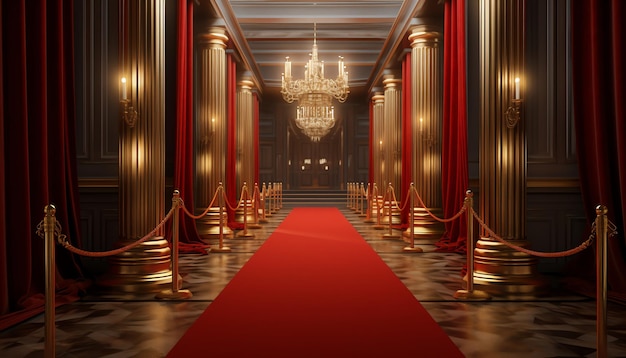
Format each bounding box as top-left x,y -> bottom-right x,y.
295,94 -> 335,142
281,24 -> 349,141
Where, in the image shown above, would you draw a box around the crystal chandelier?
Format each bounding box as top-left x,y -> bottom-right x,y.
281,24 -> 349,141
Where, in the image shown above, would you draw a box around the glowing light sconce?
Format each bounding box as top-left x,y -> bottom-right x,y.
505,77 -> 522,128
120,77 -> 138,127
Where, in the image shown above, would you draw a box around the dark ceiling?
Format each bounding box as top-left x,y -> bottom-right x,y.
199,0 -> 443,100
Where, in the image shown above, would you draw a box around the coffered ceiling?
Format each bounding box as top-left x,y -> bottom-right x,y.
200,0 -> 443,100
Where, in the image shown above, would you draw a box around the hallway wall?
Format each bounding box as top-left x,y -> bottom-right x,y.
75,0 -> 586,275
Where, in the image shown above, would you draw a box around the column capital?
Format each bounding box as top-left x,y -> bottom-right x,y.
371,93 -> 385,104
199,27 -> 229,49
238,79 -> 254,92
383,76 -> 402,90
408,25 -> 441,48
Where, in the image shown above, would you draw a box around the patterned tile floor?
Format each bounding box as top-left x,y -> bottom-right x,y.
1,205 -> 626,357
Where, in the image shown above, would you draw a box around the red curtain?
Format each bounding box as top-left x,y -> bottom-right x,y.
569,0 -> 626,302
172,0 -> 208,254
0,0 -> 88,330
438,0 -> 468,253
400,53 -> 412,226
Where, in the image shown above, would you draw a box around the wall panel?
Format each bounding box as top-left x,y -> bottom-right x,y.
74,0 -> 120,177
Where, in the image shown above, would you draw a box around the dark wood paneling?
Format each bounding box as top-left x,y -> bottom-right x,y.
525,0 -> 578,178
259,141 -> 275,184
356,141 -> 370,183
527,188 -> 586,273
75,0 -> 120,178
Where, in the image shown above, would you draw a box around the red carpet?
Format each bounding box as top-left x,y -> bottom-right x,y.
167,207 -> 464,357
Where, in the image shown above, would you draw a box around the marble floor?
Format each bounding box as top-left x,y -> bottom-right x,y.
1,204 -> 626,357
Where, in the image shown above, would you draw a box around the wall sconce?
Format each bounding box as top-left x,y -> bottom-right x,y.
505,77 -> 522,128
120,77 -> 138,127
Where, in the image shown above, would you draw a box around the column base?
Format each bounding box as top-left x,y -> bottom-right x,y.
196,207 -> 233,239
402,207 -> 445,241
471,237 -> 549,299
97,236 -> 175,293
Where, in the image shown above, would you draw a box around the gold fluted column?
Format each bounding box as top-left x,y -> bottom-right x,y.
237,79 -> 255,190
383,76 -> 402,193
474,0 -> 543,297
368,93 -> 385,225
100,0 -> 172,293
371,93 -> 385,190
235,79 -> 257,229
196,27 -> 231,238
405,25 -> 445,240
196,27 -> 228,208
382,76 -> 402,227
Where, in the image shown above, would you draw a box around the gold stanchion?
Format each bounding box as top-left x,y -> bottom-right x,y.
238,183 -> 254,238
43,205 -> 56,358
260,183 -> 268,221
364,183 -> 374,223
156,191 -> 193,299
270,183 -> 278,214
595,205 -> 608,358
383,183 -> 400,238
346,182 -> 351,208
256,183 -> 268,224
373,184 -> 385,230
265,183 -> 273,217
404,184 -> 423,252
349,183 -> 356,210
454,190 -> 490,300
252,183 -> 260,227
212,183 -> 231,252
269,182 -> 275,213
358,183 -> 367,217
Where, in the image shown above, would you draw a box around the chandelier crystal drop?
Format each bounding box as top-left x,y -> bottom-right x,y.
281,24 -> 349,142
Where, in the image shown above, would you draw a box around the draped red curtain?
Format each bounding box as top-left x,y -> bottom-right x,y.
0,0 -> 88,330
438,0 -> 468,253
172,0 -> 207,253
226,54 -> 239,229
569,0 -> 626,302
401,53 -> 412,226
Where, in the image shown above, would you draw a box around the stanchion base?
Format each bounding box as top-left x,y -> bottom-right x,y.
403,246 -> 423,252
237,232 -> 255,238
155,289 -> 193,300
373,225 -> 385,230
383,233 -> 400,239
453,289 -> 491,300
211,246 -> 232,252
